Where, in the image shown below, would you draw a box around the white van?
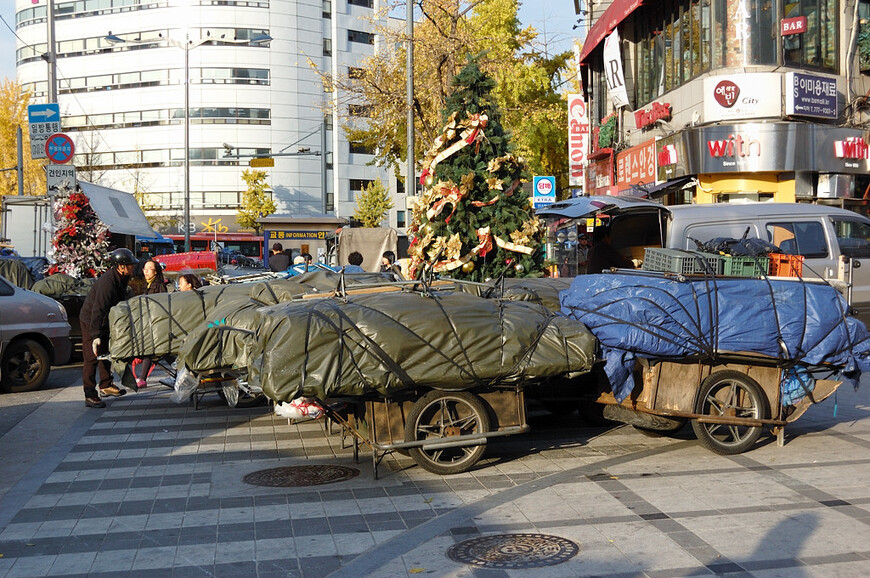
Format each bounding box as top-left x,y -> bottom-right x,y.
538,197 -> 870,325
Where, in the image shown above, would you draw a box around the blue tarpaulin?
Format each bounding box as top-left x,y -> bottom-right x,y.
560,273 -> 870,402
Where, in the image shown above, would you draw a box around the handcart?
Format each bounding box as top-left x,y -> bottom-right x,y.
596,354 -> 842,455
318,385 -> 530,478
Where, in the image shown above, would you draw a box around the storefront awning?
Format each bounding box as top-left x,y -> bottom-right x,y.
78,181 -> 158,238
578,0 -> 644,64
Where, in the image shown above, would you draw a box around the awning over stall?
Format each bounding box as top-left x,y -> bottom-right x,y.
79,181 -> 158,238
535,195 -> 661,220
578,0 -> 644,64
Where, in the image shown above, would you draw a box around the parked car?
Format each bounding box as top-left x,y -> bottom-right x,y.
0,274 -> 71,392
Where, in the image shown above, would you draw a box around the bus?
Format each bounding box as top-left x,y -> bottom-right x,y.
164,233 -> 263,260
135,235 -> 175,260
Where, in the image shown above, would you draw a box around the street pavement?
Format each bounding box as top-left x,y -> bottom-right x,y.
0,365 -> 869,577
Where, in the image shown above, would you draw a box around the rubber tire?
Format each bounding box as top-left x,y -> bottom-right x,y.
691,370 -> 769,455
634,418 -> 687,438
1,339 -> 50,393
405,390 -> 490,475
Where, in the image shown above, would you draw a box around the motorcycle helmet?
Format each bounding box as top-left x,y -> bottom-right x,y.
109,248 -> 139,266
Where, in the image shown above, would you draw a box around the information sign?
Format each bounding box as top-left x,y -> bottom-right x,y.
28,103 -> 61,160
46,165 -> 77,194
532,176 -> 556,209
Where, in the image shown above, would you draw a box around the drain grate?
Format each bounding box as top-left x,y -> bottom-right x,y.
243,465 -> 360,487
447,533 -> 579,569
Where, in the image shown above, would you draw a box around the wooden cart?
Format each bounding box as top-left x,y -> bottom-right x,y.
324,386 -> 529,478
596,355 -> 842,454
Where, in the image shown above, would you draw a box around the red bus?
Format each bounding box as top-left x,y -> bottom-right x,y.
165,233 -> 263,260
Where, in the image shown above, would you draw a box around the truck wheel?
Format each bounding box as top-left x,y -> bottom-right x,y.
1,339 -> 51,393
405,390 -> 490,475
691,371 -> 769,455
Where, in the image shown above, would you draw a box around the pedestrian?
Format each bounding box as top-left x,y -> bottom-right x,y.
559,256 -> 573,278
577,234 -> 590,275
131,259 -> 167,389
177,273 -> 203,291
587,227 -> 635,274
268,242 -> 290,272
380,250 -> 404,279
344,251 -> 366,273
80,248 -> 138,408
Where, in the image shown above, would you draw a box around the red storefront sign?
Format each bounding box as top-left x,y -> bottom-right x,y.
616,139 -> 656,192
634,102 -> 671,130
781,16 -> 807,36
567,94 -> 589,190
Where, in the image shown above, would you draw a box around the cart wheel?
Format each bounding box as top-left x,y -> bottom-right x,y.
691,371 -> 769,455
405,390 -> 490,475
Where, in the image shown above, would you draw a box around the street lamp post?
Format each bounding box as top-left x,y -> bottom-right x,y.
105,31 -> 271,252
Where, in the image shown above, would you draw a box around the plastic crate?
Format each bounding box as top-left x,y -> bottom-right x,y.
642,248 -> 723,275
768,253 -> 804,277
721,255 -> 769,277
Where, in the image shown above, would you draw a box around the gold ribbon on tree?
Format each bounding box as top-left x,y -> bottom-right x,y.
419,113 -> 489,186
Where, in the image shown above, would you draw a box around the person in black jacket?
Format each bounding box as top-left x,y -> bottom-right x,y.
268,242 -> 291,272
80,248 -> 138,408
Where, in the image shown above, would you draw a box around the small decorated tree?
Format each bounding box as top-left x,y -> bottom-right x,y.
46,185 -> 110,278
408,56 -> 543,281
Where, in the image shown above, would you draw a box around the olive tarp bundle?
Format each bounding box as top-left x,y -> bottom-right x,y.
107,271 -> 597,402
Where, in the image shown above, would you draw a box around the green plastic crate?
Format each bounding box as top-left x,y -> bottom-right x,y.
642,248 -> 723,275
721,255 -> 769,277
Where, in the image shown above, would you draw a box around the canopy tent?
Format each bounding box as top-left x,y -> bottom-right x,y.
78,182 -> 158,238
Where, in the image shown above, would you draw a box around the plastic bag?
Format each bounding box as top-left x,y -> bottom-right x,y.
274,397 -> 325,420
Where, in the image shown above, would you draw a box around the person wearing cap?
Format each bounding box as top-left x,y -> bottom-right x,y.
80,248 -> 139,408
269,242 -> 290,272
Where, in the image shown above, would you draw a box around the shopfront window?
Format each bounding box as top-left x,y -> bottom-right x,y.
634,0 -> 836,107
783,0 -> 837,70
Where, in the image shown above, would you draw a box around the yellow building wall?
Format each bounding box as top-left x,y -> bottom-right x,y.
695,173 -> 796,204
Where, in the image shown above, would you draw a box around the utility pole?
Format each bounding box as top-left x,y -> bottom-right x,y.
17,127 -> 23,196
45,0 -> 58,103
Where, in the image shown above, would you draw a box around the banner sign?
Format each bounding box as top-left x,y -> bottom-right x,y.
616,139 -> 656,192
567,93 -> 589,192
603,29 -> 630,109
702,74 -> 781,122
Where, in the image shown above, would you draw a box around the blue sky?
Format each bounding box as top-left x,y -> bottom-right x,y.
0,2 -> 579,85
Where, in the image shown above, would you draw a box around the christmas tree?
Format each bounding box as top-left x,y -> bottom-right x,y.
46,185 -> 110,278
408,56 -> 543,282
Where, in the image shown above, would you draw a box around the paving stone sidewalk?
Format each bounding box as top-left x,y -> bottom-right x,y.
0,377 -> 868,577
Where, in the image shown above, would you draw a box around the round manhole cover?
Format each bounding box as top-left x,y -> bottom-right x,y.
447,533 -> 579,569
243,465 -> 360,487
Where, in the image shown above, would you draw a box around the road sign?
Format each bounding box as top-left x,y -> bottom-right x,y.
28,103 -> 61,160
250,157 -> 275,168
532,176 -> 556,209
45,133 -> 75,164
46,165 -> 77,194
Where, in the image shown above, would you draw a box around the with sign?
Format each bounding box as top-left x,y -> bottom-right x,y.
250,157 -> 275,168
45,133 -> 75,164
532,176 -> 556,209
28,103 -> 61,160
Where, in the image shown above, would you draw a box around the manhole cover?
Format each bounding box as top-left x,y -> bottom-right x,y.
447,533 -> 579,569
243,465 -> 360,487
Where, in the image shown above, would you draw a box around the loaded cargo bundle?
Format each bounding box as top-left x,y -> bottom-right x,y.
246,291 -> 597,402
560,273 -> 870,401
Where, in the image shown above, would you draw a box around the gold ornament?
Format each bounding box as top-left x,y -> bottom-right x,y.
461,261 -> 475,273
514,263 -> 524,273
425,174 -> 435,187
446,233 -> 463,260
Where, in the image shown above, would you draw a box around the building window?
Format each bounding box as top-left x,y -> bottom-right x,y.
349,141 -> 375,155
350,179 -> 374,191
348,30 -> 375,45
348,104 -> 372,117
323,0 -> 331,18
783,0 -> 838,71
348,0 -> 373,7
397,210 -> 406,228
396,178 -> 405,195
324,114 -> 333,130
323,38 -> 332,56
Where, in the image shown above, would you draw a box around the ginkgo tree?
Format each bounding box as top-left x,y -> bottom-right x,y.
318,0 -> 571,194
0,79 -> 47,199
236,169 -> 277,235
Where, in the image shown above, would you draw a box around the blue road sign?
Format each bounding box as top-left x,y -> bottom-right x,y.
533,176 -> 556,209
28,103 -> 60,124
45,133 -> 75,164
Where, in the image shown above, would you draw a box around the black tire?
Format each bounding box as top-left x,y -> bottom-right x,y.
405,390 -> 490,475
1,339 -> 51,393
691,370 -> 769,455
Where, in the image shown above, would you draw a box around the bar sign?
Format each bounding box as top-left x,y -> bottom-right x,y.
781,16 -> 807,36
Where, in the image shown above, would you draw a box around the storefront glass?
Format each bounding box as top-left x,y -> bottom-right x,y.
635,0 -> 837,107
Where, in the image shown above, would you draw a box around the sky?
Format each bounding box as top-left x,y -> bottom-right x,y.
0,1 -> 580,84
